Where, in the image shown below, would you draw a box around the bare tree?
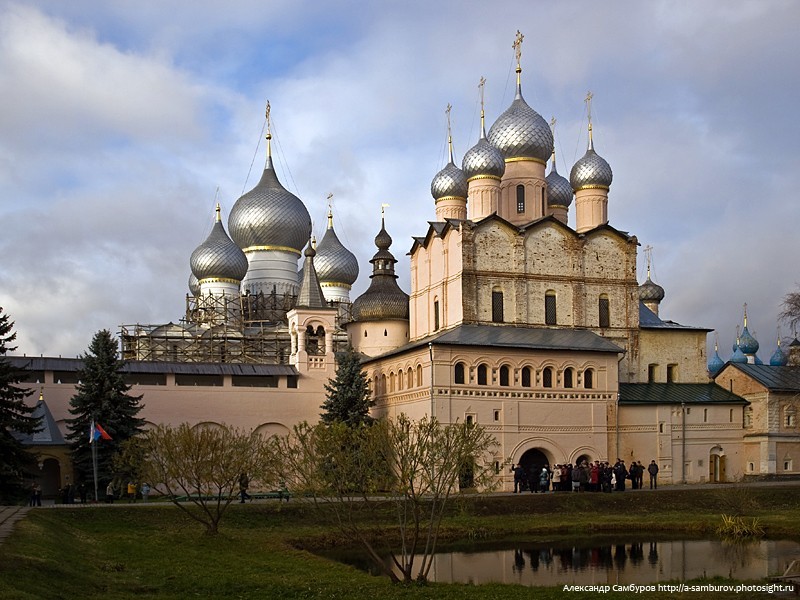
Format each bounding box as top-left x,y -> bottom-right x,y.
780,289 -> 800,334
121,423 -> 280,535
279,415 -> 497,583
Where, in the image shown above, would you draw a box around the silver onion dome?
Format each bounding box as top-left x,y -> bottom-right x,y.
570,144 -> 613,191
639,276 -> 665,302
188,273 -> 200,297
431,160 -> 468,201
315,215 -> 359,286
545,160 -> 572,208
462,136 -> 505,180
190,208 -> 249,282
487,87 -> 553,163
228,156 -> 312,253
351,219 -> 409,322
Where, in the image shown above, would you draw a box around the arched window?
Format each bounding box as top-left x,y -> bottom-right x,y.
516,184 -> 525,213
564,367 -> 574,389
416,364 -> 422,387
499,365 -> 510,386
477,364 -> 488,386
521,366 -> 531,387
433,297 -> 440,331
584,368 -> 594,389
407,368 -> 413,389
491,289 -> 504,323
545,291 -> 557,325
543,367 -> 553,388
305,324 -> 323,355
599,294 -> 610,328
380,374 -> 387,394
389,372 -> 395,393
397,370 -> 404,391
454,362 -> 466,384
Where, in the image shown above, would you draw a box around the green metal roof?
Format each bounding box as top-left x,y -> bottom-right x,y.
619,382 -> 748,406
721,363 -> 800,392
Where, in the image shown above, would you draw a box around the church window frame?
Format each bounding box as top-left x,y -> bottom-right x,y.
542,366 -> 553,388
433,297 -> 440,331
516,184 -> 525,213
564,367 -> 574,389
648,363 -> 658,383
491,289 -> 504,323
584,368 -> 594,389
599,294 -> 610,328
785,406 -> 796,428
454,362 -> 466,385
499,365 -> 510,387
521,366 -> 532,388
477,364 -> 488,386
416,364 -> 423,387
545,291 -> 557,326
667,364 -> 678,383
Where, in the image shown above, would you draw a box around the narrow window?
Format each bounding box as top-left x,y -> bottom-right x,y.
454,362 -> 465,385
521,366 -> 531,387
703,408 -> 708,423
564,368 -> 574,389
659,422 -> 664,433
648,364 -> 658,383
667,364 -> 677,383
477,364 -> 488,386
466,414 -> 474,425
516,184 -> 525,213
433,299 -> 440,331
494,410 -> 500,421
599,295 -> 610,328
584,369 -> 594,389
491,290 -> 504,323
499,365 -> 510,386
407,368 -> 413,389
543,367 -> 553,388
729,409 -> 733,423
416,364 -> 422,387
545,291 -> 557,325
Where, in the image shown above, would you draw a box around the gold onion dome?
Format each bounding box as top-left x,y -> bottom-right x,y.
228,145 -> 312,253
351,218 -> 409,322
314,212 -> 359,286
545,156 -> 572,208
190,205 -> 249,282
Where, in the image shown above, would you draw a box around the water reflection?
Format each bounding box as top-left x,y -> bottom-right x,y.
329,538 -> 800,586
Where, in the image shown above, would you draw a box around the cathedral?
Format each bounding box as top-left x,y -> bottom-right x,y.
13,36 -> 800,494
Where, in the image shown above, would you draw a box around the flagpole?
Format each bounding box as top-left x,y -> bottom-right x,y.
91,419 -> 99,503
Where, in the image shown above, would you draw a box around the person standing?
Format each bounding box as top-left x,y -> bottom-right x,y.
141,482 -> 151,502
648,460 -> 659,489
511,463 -> 525,493
105,482 -> 115,504
239,473 -> 250,503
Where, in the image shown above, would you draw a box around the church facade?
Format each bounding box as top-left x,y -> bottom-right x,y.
16,37 -> 796,493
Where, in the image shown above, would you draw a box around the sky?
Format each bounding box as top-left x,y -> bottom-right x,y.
0,0 -> 798,363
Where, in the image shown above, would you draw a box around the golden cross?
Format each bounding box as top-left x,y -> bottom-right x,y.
478,76 -> 486,110
584,91 -> 593,123
513,30 -> 524,65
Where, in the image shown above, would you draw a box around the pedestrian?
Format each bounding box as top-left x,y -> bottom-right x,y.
551,464 -> 561,492
239,473 -> 250,503
539,467 -> 550,493
648,460 -> 659,489
127,481 -> 137,502
33,483 -> 42,506
511,463 -> 525,493
78,482 -> 88,504
105,482 -> 114,504
141,482 -> 151,502
28,483 -> 36,507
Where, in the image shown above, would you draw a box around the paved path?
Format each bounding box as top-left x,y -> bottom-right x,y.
0,506 -> 30,546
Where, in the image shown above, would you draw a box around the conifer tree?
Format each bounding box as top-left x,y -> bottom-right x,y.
66,330 -> 145,487
320,347 -> 373,426
0,307 -> 40,502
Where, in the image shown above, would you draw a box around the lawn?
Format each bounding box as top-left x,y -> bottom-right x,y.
1,485 -> 799,599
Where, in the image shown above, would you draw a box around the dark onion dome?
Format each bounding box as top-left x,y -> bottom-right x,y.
770,340 -> 788,366
228,153 -> 312,254
295,239 -> 326,309
188,273 -> 200,297
570,131 -> 613,191
190,205 -> 249,282
462,112 -> 505,180
707,346 -> 725,376
487,83 -> 553,163
638,275 -> 665,302
545,154 -> 572,208
315,211 -> 359,286
351,218 -> 409,322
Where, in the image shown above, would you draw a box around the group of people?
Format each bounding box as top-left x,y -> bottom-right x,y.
511,459 -> 660,493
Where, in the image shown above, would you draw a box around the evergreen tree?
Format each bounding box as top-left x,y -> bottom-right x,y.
321,347 -> 373,426
0,307 -> 40,502
66,330 -> 145,488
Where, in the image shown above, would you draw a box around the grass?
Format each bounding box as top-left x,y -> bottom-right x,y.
1,486 -> 800,599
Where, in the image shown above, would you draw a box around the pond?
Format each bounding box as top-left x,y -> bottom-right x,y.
326,536 -> 800,586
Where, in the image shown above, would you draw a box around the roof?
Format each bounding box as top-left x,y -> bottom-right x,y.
722,363 -> 800,392
362,323 -> 623,363
6,356 -> 298,377
638,302 -> 711,332
13,399 -> 65,446
619,382 -> 748,406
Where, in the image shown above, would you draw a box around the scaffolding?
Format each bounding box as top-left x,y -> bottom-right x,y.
119,290 -> 353,364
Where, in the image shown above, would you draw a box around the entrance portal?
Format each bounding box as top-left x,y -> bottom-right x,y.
518,448 -> 550,490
